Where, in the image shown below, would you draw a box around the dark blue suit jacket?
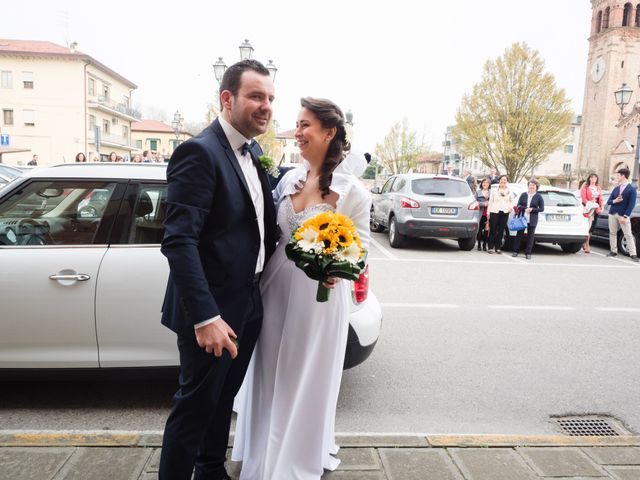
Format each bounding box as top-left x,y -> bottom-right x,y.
608,183 -> 637,217
160,119 -> 277,333
516,192 -> 544,227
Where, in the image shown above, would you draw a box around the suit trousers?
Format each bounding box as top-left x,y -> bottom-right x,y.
609,213 -> 637,256
513,224 -> 536,255
159,285 -> 263,480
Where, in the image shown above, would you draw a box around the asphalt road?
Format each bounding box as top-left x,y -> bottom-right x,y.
1,234 -> 639,436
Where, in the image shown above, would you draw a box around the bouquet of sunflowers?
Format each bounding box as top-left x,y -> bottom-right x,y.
285,210 -> 367,302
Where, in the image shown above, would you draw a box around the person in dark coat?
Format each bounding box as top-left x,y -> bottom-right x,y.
158,59 -> 278,480
512,179 -> 544,260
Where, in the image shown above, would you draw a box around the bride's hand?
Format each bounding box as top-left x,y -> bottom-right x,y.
322,277 -> 340,289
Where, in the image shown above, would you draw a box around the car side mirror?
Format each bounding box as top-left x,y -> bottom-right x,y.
370,187 -> 381,194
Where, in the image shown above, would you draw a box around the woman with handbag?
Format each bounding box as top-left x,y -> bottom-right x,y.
512,180 -> 544,260
487,174 -> 514,254
476,178 -> 491,251
580,173 -> 603,254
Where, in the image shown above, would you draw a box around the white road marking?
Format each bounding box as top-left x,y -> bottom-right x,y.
381,303 -> 459,309
487,305 -> 574,311
590,250 -> 639,265
369,236 -> 397,260
379,303 -> 638,312
368,257 -> 634,268
595,307 -> 640,313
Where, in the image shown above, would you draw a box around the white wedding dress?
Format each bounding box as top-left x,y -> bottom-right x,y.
232,195 -> 349,479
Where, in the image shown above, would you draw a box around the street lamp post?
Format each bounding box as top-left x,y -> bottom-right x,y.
614,83 -> 633,117
614,82 -> 640,185
211,40 -> 277,117
212,39 -> 277,87
171,110 -> 183,151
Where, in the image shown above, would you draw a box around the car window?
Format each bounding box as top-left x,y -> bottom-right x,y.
391,178 -> 406,192
0,181 -> 117,246
539,191 -> 579,207
381,177 -> 396,194
412,178 -> 470,197
0,165 -> 21,180
128,184 -> 168,244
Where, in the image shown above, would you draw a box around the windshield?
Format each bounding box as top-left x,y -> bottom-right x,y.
0,165 -> 21,180
411,178 -> 471,197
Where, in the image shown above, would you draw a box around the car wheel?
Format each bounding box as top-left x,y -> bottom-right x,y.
616,231 -> 637,256
388,216 -> 405,248
457,237 -> 475,251
560,242 -> 583,253
369,207 -> 385,233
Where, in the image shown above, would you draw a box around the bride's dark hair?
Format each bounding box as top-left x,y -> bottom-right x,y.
300,97 -> 351,198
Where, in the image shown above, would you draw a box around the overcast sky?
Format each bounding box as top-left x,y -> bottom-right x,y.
4,0 -> 592,155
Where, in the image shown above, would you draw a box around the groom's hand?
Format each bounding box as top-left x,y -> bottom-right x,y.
195,320 -> 238,359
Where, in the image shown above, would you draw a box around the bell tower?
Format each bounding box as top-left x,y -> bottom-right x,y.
577,0 -> 640,185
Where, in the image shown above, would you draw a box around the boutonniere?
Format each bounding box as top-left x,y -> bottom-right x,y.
259,155 -> 280,178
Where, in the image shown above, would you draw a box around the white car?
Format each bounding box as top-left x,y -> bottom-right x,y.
496,183 -> 589,253
0,163 -> 381,371
0,164 -> 23,190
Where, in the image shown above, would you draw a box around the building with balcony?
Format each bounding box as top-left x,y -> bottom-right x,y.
442,126 -> 484,176
131,119 -> 192,159
0,39 -> 138,165
532,115 -> 583,188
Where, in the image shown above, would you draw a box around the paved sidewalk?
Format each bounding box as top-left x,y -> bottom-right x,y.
2,431 -> 640,480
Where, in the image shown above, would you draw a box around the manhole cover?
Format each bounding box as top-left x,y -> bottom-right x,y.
554,416 -> 629,436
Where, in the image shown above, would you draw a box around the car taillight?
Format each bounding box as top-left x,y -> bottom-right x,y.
400,197 -> 420,208
468,200 -> 479,210
353,264 -> 369,304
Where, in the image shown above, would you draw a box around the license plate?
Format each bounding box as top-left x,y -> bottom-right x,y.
431,207 -> 458,215
546,214 -> 570,222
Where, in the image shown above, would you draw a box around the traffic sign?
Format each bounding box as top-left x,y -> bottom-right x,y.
0,134 -> 9,146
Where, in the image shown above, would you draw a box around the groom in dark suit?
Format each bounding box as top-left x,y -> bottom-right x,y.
159,59 -> 277,480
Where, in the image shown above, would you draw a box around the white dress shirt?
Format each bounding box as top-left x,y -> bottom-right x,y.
195,116 -> 265,330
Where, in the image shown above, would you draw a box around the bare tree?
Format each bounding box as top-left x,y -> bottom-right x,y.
375,119 -> 429,174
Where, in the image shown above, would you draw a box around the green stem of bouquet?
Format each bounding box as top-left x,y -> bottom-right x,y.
316,282 -> 330,302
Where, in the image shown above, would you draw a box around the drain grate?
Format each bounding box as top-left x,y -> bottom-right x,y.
555,416 -> 626,436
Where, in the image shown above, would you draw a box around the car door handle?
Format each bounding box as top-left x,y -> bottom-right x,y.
49,273 -> 91,281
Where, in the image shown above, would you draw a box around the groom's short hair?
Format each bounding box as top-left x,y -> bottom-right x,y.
220,59 -> 270,99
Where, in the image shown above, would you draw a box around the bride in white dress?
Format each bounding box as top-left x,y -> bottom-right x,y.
231,97 -> 371,479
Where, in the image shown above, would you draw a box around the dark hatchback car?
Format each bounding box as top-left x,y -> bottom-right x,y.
591,194 -> 640,256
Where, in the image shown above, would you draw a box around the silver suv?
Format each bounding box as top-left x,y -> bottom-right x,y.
370,174 -> 480,249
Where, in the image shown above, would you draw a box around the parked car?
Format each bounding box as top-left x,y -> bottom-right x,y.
0,164 -> 23,190
590,193 -> 640,256
0,163 -> 381,371
370,174 -> 480,250
498,183 -> 589,253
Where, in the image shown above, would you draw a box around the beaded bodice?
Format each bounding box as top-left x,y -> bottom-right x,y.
278,196 -> 334,240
